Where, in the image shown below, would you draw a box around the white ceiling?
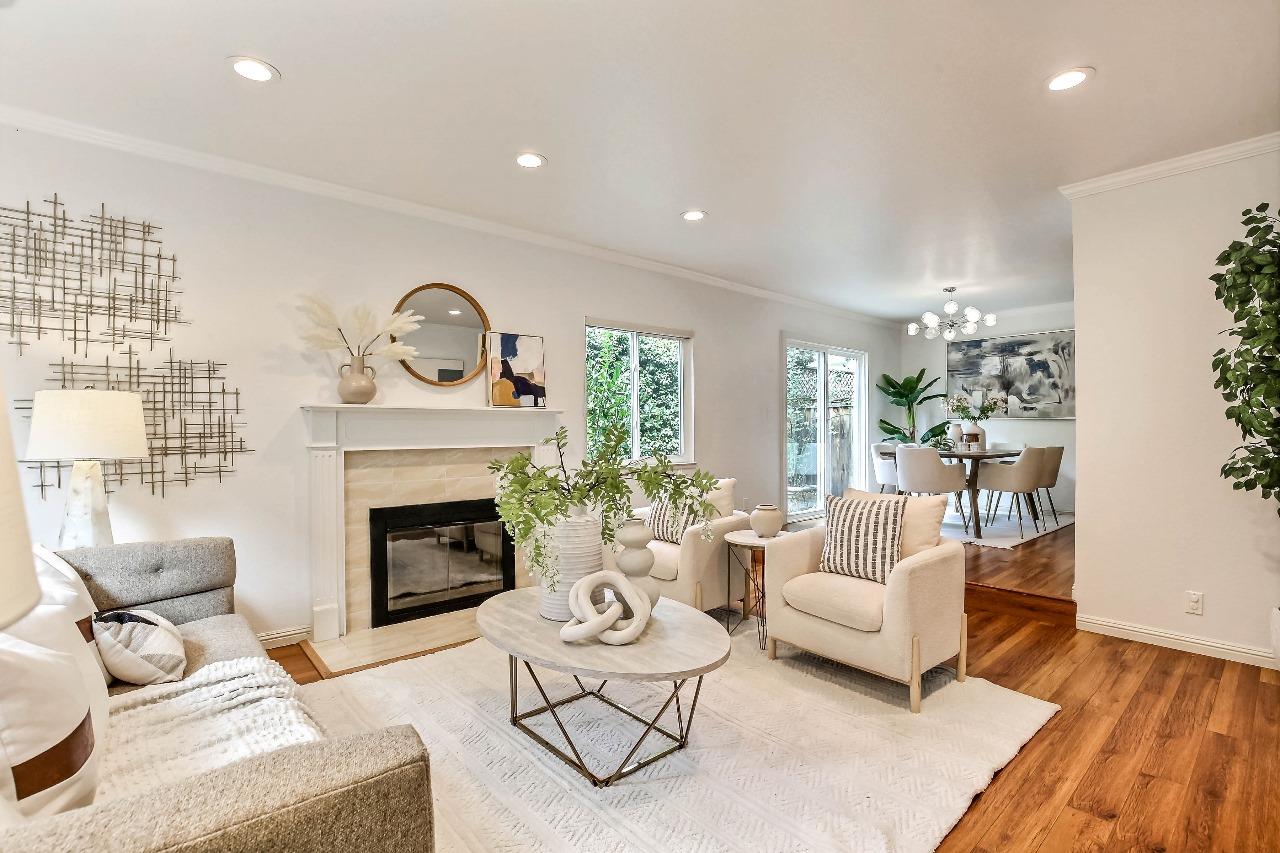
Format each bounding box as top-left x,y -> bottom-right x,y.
1,0 -> 1277,320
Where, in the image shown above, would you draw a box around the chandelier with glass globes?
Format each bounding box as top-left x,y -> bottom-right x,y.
906,287 -> 997,341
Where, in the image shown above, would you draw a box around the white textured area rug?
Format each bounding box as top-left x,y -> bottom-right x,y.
943,510 -> 1075,550
300,628 -> 1057,853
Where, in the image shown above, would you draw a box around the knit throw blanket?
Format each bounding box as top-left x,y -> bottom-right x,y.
98,657 -> 323,802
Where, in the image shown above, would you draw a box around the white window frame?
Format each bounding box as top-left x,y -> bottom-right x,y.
585,319 -> 695,464
781,338 -> 870,522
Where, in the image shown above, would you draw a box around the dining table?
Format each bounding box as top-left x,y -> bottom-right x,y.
877,447 -> 1023,539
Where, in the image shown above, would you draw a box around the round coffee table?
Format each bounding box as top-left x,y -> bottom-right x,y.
476,586 -> 730,787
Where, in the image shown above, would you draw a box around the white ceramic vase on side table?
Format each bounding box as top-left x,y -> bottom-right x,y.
749,504 -> 783,538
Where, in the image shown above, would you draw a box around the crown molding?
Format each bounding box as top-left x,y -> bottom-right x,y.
0,104 -> 898,330
1059,131 -> 1280,200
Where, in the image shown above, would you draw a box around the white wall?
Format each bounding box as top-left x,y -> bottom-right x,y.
901,301 -> 1077,510
1069,142 -> 1280,664
0,126 -> 901,638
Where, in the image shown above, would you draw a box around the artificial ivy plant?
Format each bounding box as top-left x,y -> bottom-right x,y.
1211,202 -> 1279,515
877,369 -> 950,446
488,426 -> 717,589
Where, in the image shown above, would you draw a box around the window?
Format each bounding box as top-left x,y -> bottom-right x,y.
784,341 -> 868,520
585,324 -> 691,461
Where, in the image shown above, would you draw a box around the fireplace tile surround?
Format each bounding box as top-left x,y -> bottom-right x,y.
302,404 -> 561,642
343,447 -> 522,632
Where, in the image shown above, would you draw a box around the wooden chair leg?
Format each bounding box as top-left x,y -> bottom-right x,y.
909,636 -> 922,714
694,582 -> 703,611
767,637 -> 777,660
957,613 -> 968,682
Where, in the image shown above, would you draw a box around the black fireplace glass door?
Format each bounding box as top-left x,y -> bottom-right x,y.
369,500 -> 514,627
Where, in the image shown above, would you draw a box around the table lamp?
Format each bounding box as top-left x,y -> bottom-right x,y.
1,378 -> 40,629
24,389 -> 149,549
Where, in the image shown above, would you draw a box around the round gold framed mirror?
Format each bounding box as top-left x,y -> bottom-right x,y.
392,283 -> 490,387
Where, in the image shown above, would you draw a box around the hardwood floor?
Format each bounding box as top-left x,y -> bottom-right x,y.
965,523 -> 1075,600
269,526 -> 1279,851
266,643 -> 322,684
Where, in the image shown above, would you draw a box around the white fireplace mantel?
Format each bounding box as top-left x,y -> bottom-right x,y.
301,403 -> 562,642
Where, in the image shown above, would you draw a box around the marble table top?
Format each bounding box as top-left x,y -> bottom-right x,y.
724,529 -> 787,549
476,587 -> 731,682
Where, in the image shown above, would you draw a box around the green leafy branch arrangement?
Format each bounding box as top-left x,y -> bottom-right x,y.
946,393 -> 1002,423
1211,202 -> 1279,514
877,370 -> 950,446
488,426 -> 718,589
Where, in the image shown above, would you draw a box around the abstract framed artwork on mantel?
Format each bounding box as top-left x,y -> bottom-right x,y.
946,328 -> 1075,419
486,332 -> 547,408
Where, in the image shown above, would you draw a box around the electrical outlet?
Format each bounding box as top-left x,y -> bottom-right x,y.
1185,591 -> 1204,616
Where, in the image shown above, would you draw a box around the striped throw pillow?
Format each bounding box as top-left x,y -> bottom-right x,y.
819,494 -> 908,584
649,497 -> 696,544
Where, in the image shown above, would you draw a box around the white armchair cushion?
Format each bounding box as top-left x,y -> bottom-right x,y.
781,572 -> 885,632
708,478 -> 736,519
842,489 -> 946,558
647,540 -> 681,581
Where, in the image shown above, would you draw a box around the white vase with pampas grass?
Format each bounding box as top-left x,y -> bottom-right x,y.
299,296 -> 424,404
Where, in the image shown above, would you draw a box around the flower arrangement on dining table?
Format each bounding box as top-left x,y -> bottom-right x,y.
946,393 -> 1003,423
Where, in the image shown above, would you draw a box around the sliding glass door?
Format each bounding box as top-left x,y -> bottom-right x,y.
784,342 -> 868,521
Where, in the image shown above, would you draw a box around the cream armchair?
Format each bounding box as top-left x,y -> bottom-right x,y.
607,507 -> 751,611
763,527 -> 966,713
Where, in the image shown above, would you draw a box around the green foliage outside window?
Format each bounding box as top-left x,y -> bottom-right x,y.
585,326 -> 682,460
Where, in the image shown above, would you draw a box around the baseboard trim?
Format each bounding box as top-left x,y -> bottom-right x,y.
1076,614 -> 1278,670
258,625 -> 312,649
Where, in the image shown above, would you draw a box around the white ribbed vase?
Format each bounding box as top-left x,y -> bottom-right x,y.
538,510 -> 605,622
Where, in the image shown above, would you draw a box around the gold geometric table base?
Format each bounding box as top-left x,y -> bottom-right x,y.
508,656 -> 704,788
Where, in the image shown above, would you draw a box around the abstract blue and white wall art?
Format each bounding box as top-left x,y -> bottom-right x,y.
946,329 -> 1075,419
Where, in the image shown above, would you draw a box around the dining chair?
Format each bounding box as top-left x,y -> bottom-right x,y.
871,442 -> 899,493
976,447 -> 1046,537
895,446 -> 969,530
1036,446 -> 1065,525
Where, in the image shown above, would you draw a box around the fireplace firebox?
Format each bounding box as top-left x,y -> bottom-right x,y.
369,499 -> 514,628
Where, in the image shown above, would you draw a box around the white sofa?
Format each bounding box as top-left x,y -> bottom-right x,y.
762,521 -> 966,713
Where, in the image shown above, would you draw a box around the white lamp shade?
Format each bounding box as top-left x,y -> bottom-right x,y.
0,379 -> 40,629
25,390 -> 149,461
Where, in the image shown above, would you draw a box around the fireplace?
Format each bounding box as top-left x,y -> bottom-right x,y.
369,499 -> 515,627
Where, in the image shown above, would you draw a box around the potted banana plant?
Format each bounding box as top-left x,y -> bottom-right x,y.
877,369 -> 950,447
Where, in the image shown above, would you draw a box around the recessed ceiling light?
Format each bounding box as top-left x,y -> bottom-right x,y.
515,152 -> 546,169
681,210 -> 707,222
230,56 -> 280,83
1047,67 -> 1094,91
448,309 -> 462,316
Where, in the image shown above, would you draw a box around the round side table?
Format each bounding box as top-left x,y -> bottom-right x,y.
723,529 -> 785,650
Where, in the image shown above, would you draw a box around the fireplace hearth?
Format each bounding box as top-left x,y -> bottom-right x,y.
369,499 -> 514,627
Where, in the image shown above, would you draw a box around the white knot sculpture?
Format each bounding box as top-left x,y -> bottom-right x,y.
559,570 -> 652,646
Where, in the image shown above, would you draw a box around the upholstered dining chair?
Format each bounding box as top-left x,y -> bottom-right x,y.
977,447 -> 1046,537
606,477 -> 751,612
871,442 -> 899,493
763,492 -> 966,713
1036,446 -> 1065,525
895,446 -> 969,531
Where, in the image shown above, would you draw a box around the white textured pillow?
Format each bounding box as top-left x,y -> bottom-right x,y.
708,478 -> 736,519
0,626 -> 101,821
33,545 -> 109,685
5,603 -> 109,767
93,610 -> 187,685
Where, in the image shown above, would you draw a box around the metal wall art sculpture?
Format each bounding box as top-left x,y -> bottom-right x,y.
4,195 -> 251,495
